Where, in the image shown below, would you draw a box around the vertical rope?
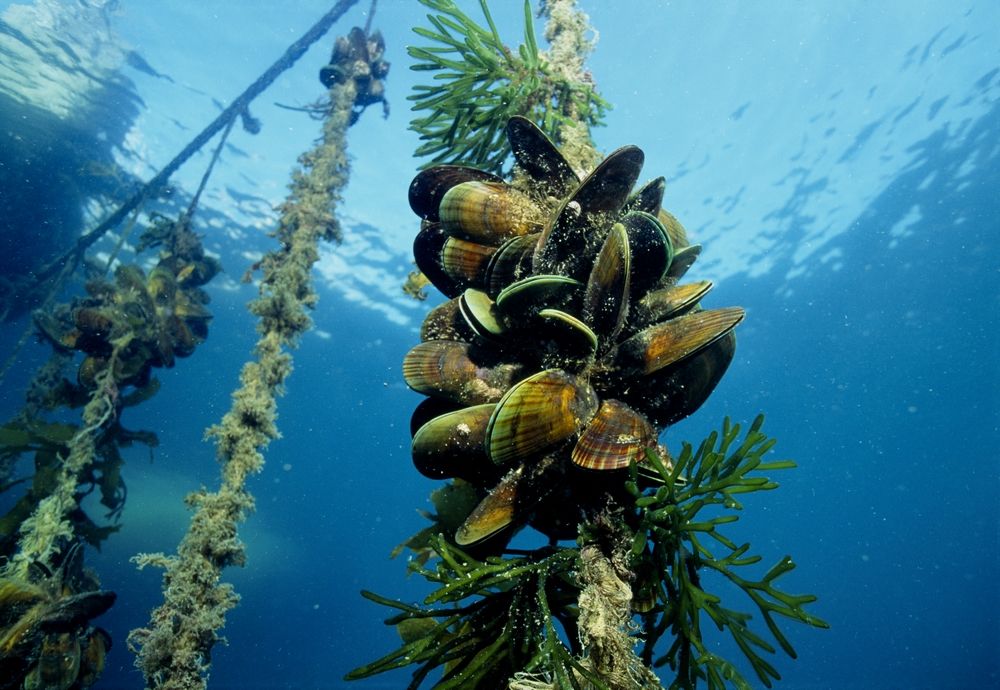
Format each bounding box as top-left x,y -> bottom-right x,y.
127,62 -> 359,690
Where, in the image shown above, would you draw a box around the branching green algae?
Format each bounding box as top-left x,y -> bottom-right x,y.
408,0 -> 608,173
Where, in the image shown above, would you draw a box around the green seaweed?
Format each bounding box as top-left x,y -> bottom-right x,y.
408,0 -> 608,172
626,415 -> 829,688
347,541 -> 604,689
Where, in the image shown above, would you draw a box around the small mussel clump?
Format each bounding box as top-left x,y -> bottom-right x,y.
319,26 -> 389,124
404,117 -> 744,548
0,547 -> 115,690
34,222 -> 218,394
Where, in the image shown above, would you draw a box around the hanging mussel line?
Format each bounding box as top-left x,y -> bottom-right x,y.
404,116 -> 745,547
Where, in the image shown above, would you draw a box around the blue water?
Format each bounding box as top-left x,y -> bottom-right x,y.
0,1 -> 997,688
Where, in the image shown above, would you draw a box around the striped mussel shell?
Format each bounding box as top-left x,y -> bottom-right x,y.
402,340 -> 525,406
485,369 -> 599,466
571,399 -> 657,472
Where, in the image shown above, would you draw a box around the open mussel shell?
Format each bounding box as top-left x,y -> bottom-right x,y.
533,145 -> 645,278
439,181 -> 544,244
582,222 -> 630,341
402,340 -> 525,405
486,369 -> 598,466
622,330 -> 737,427
409,165 -> 503,221
506,115 -> 579,198
571,399 -> 657,472
412,403 -> 501,484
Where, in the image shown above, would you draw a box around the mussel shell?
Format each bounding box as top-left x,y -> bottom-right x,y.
658,209 -> 689,251
532,145 -> 645,278
455,464 -> 525,546
535,309 -> 599,363
39,590 -> 116,633
625,177 -> 666,216
484,234 -> 539,297
610,307 -> 745,378
409,165 -> 503,221
402,340 -> 525,405
77,627 -> 112,688
77,356 -> 108,389
506,116 -> 579,198
582,222 -> 630,340
409,397 -> 462,436
412,403 -> 500,483
455,455 -> 563,546
439,181 -> 543,244
664,244 -> 701,283
486,369 -> 599,466
29,631 -> 81,689
621,211 -> 673,299
634,280 -> 713,328
146,266 -> 178,307
166,315 -> 198,358
458,289 -> 504,339
73,308 -> 113,337
621,330 -> 737,427
571,399 -> 656,472
173,293 -> 212,322
440,237 -> 496,288
413,222 -> 463,298
420,297 -> 475,343
495,274 -> 582,316
175,257 -> 221,287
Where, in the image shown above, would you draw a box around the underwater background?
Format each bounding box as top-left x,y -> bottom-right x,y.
0,0 -> 997,688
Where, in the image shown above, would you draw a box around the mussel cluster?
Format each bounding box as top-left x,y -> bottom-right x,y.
36,228 -> 218,392
404,117 -> 745,548
319,26 -> 390,124
0,547 -> 115,690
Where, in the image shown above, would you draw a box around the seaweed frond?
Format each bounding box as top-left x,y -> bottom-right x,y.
408,0 -> 608,172
347,537 -> 605,689
627,415 -> 830,689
